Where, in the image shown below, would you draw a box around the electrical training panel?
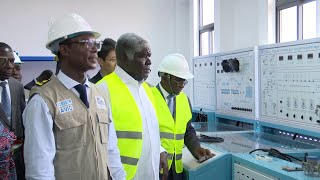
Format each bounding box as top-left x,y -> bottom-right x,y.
193,55 -> 216,111
259,39 -> 320,131
215,48 -> 256,119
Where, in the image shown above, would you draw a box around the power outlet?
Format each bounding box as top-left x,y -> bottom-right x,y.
234,163 -> 277,180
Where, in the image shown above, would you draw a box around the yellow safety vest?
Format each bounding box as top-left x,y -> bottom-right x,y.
97,72 -> 156,180
151,87 -> 191,173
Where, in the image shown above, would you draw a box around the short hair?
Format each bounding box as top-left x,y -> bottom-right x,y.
98,38 -> 116,60
116,33 -> 148,61
0,42 -> 12,52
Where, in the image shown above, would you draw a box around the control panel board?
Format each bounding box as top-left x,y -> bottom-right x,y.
260,39 -> 320,131
193,55 -> 216,111
216,48 -> 256,119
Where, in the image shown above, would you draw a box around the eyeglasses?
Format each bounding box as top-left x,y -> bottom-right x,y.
172,77 -> 188,86
0,56 -> 14,68
65,40 -> 102,51
104,58 -> 116,62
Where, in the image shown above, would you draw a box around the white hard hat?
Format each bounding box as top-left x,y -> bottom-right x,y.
13,51 -> 23,64
46,13 -> 101,54
158,53 -> 194,79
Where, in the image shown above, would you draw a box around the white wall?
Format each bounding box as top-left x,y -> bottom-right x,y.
2,0 -> 277,100
214,0 -> 273,52
316,0 -> 320,36
0,0 -> 193,86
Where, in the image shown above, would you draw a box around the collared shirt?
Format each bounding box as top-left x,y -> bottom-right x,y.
159,83 -> 172,104
97,66 -> 164,180
0,79 -> 11,103
23,71 -> 126,180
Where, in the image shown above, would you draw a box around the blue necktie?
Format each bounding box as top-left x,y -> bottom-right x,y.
74,84 -> 89,108
167,95 -> 174,116
0,82 -> 11,121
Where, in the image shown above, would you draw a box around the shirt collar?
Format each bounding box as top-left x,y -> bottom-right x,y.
0,79 -> 9,84
114,66 -> 143,87
159,83 -> 171,99
57,70 -> 90,90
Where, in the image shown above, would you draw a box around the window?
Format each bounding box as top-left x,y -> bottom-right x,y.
303,1 -> 316,39
199,0 -> 214,55
276,0 -> 316,43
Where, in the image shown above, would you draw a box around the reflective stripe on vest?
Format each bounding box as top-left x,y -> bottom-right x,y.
121,156 -> 139,165
98,72 -> 156,180
116,131 -> 143,139
167,153 -> 182,160
151,87 -> 192,173
160,132 -> 185,140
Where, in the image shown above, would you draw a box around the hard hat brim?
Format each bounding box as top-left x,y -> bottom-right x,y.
46,31 -> 101,54
173,72 -> 194,79
158,68 -> 194,79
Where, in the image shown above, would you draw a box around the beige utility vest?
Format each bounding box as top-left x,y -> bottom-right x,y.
31,77 -> 110,180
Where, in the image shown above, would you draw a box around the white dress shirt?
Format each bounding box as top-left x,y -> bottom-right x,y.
23,71 -> 126,180
97,66 -> 164,180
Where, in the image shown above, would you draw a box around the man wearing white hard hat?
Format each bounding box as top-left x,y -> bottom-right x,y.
12,51 -> 23,82
151,54 -> 215,180
23,13 -> 125,180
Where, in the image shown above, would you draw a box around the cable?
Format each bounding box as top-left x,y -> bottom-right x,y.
249,148 -> 303,163
199,134 -> 224,143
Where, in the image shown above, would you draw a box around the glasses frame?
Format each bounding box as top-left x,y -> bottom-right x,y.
104,57 -> 117,62
170,75 -> 188,86
63,40 -> 102,51
0,56 -> 13,68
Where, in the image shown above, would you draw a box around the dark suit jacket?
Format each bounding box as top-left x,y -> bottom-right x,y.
0,77 -> 26,180
89,71 -> 103,84
0,77 -> 26,138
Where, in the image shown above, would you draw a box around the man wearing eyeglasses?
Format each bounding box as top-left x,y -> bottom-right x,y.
0,42 -> 26,180
90,38 -> 117,84
151,54 -> 214,180
23,13 -> 125,180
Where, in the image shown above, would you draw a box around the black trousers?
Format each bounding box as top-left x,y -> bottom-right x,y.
160,160 -> 184,180
13,147 -> 25,180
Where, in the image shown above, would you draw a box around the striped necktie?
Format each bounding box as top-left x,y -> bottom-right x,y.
0,82 -> 11,121
74,84 -> 89,108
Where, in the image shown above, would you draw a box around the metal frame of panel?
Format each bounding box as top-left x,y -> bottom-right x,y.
259,38 -> 320,132
192,55 -> 216,111
234,163 -> 277,180
215,48 -> 257,119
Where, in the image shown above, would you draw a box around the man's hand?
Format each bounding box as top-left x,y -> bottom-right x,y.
159,152 -> 168,180
194,147 -> 215,160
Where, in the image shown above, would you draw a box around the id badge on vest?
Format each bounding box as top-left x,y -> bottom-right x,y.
95,96 -> 107,110
56,99 -> 74,114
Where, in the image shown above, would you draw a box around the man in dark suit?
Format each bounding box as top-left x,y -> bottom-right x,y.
0,42 -> 26,180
